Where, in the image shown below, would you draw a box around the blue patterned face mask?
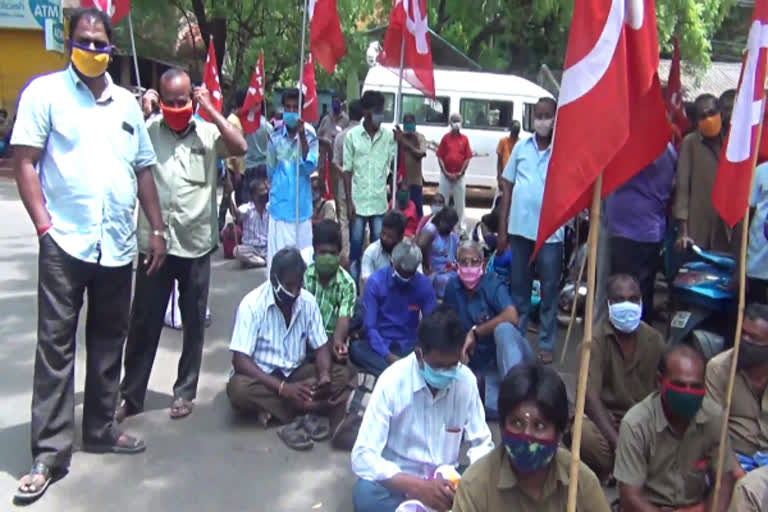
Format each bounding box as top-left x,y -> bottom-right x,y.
502,430 -> 558,474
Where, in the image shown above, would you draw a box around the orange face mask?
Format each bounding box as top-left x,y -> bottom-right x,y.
698,113 -> 722,139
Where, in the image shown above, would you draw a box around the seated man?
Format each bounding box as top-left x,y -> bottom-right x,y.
444,240 -> 532,418
361,209 -> 407,291
227,248 -> 355,450
729,465 -> 768,512
582,274 -> 665,480
350,240 -> 436,377
229,175 -> 269,268
351,305 -> 494,512
615,344 -> 735,512
706,303 -> 768,494
304,220 -> 356,364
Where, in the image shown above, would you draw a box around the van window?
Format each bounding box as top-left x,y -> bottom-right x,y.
382,93 -> 395,123
400,95 -> 450,125
523,103 -> 536,133
460,99 -> 514,130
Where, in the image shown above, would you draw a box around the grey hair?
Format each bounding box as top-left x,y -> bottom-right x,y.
457,239 -> 483,256
391,239 -> 422,272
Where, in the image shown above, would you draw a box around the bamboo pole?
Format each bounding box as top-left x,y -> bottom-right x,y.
295,0 -> 309,241
392,34 -> 406,206
566,173 -> 603,512
127,13 -> 142,91
710,113 -> 765,512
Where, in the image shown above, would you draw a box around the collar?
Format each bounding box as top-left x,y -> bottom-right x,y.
602,319 -> 640,361
264,282 -> 302,315
651,392 -> 709,434
497,447 -> 569,495
67,65 -> 114,103
525,135 -> 552,153
409,353 -> 429,394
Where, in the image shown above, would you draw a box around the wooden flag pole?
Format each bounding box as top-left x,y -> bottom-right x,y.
127,13 -> 142,91
392,34 -> 406,207
560,247 -> 587,365
295,0 -> 310,241
566,173 -> 603,512
710,113 -> 765,512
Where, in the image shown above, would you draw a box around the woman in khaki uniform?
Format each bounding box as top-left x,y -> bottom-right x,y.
453,364 -> 611,512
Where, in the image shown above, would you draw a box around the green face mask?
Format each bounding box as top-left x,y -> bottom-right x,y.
662,379 -> 705,420
315,253 -> 340,277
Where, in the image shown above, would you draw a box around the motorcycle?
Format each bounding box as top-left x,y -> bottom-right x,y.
667,245 -> 737,359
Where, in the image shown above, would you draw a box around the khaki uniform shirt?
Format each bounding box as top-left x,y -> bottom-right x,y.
587,321 -> 665,421
706,349 -> 768,455
729,465 -> 768,512
453,446 -> 611,512
614,392 -> 734,508
403,132 -> 427,186
138,118 -> 229,258
674,131 -> 737,252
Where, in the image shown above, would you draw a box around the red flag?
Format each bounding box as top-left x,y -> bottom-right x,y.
665,38 -> 690,146
301,56 -> 319,123
239,52 -> 265,135
80,0 -> 130,24
535,0 -> 670,253
199,38 -> 223,122
309,0 -> 346,74
321,159 -> 334,200
712,0 -> 768,227
378,0 -> 435,98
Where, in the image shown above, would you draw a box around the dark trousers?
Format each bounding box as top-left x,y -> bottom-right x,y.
121,253 -> 211,412
32,235 -> 132,469
409,184 -> 424,219
348,340 -> 410,377
610,236 -> 663,323
748,277 -> 768,304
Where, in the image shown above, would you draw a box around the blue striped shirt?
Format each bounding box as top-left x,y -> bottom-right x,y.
229,282 -> 327,375
266,124 -> 319,222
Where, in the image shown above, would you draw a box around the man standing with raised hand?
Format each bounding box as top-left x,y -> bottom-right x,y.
118,68 -> 247,423
12,7 -> 166,503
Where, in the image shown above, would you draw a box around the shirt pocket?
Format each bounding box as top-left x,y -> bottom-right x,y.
439,427 -> 463,465
682,461 -> 709,501
183,149 -> 208,184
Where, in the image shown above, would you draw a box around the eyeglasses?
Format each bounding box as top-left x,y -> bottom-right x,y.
457,257 -> 483,267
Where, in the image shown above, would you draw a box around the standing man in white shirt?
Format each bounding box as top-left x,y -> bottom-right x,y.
351,305 -> 493,512
11,7 -> 166,502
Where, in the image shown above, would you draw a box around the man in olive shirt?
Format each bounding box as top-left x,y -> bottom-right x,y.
118,69 -> 247,422
615,344 -> 735,512
581,274 -> 665,480
729,466 -> 768,512
706,303 -> 768,509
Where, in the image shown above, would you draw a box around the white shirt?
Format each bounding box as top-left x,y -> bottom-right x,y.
229,282 -> 328,375
351,353 -> 494,482
11,67 -> 157,266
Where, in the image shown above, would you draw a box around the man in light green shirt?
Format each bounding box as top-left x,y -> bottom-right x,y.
343,90 -> 395,283
118,69 -> 247,422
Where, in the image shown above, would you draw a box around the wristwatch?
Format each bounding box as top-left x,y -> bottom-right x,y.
151,229 -> 166,240
471,325 -> 478,337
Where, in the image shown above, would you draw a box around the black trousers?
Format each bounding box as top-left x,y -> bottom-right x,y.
610,236 -> 663,323
120,253 -> 211,412
748,277 -> 768,304
32,235 -> 132,469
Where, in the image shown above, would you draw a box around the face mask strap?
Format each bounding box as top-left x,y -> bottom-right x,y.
71,41 -> 113,54
662,378 -> 705,397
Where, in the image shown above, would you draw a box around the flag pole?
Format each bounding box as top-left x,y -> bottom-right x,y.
127,12 -> 142,92
392,34 -> 406,207
566,173 -> 602,512
710,108 -> 765,512
295,0 -> 310,241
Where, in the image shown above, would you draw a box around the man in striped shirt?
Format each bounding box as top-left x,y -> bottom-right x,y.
227,248 -> 354,449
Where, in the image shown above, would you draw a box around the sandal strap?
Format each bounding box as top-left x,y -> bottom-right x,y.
29,461 -> 51,479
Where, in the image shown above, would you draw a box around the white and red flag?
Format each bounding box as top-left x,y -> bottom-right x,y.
199,38 -> 223,122
378,0 -> 435,98
80,0 -> 130,24
665,38 -> 689,146
535,0 -> 669,252
300,56 -> 319,123
309,0 -> 346,74
239,51 -> 265,135
712,0 -> 768,227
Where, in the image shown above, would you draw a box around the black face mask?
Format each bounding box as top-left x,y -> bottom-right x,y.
273,280 -> 298,308
737,339 -> 768,370
381,241 -> 396,254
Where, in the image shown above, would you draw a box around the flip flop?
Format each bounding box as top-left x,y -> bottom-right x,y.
83,433 -> 146,455
302,414 -> 331,441
14,462 -> 55,504
277,417 -> 314,451
170,398 -> 194,420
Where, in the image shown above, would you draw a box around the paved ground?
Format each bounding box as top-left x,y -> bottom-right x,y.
0,179 -> 585,511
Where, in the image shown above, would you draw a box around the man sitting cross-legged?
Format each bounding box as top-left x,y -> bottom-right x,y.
351,305 -> 494,512
227,247 -> 355,450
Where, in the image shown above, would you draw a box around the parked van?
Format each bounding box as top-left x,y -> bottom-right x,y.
362,66 -> 554,188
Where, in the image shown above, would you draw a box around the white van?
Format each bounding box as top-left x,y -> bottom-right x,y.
362,66 -> 554,188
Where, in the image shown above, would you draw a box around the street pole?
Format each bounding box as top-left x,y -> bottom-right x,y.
127,13 -> 142,92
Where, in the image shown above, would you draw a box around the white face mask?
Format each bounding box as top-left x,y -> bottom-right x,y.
451,122 -> 461,131
533,118 -> 554,137
608,301 -> 643,333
